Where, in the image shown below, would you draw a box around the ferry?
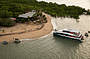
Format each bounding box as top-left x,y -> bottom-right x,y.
53,29 -> 84,41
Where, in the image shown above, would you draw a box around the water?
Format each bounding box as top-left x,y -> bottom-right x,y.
0,15 -> 90,59
0,0 -> 90,59
0,34 -> 90,59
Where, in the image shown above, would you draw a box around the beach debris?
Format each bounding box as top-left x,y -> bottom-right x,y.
84,32 -> 89,37
88,31 -> 90,33
2,41 -> 8,45
14,38 -> 21,44
54,29 -> 57,31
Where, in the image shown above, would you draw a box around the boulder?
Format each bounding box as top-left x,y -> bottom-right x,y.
2,41 -> 8,45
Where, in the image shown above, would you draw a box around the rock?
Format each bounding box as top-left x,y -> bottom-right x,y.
88,31 -> 90,33
2,41 -> 8,45
84,33 -> 89,37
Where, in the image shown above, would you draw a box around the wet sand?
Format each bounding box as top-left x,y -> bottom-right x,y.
0,14 -> 53,42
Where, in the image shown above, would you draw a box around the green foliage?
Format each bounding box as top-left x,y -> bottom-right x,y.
15,18 -> 29,23
0,0 -> 89,19
87,12 -> 90,15
0,18 -> 16,27
0,10 -> 13,18
86,10 -> 90,15
0,0 -> 89,27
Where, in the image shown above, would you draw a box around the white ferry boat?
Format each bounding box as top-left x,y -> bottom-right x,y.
53,29 -> 84,41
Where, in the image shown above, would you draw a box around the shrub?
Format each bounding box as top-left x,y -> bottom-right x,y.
0,18 -> 16,27
16,17 -> 29,23
0,10 -> 13,18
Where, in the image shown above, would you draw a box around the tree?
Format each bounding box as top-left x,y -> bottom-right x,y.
0,18 -> 16,27
0,10 -> 13,18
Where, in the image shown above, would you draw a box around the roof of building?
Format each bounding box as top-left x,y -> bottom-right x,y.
18,12 -> 36,18
10,18 -> 16,20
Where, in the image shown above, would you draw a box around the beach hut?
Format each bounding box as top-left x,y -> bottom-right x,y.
18,12 -> 36,18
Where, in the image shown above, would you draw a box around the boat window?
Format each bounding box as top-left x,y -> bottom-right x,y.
57,33 -> 64,35
57,32 -> 77,37
63,30 -> 80,35
60,33 -> 76,37
63,30 -> 70,33
63,30 -> 75,34
65,34 -> 76,37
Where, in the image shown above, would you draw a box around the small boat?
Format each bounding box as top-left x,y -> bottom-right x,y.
14,38 -> 21,44
53,29 -> 84,41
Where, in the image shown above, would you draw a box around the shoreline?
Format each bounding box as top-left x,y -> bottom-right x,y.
0,14 -> 53,42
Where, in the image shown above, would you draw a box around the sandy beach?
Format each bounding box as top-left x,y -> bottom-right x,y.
0,14 -> 53,42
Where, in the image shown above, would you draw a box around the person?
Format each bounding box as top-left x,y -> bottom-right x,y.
85,32 -> 89,37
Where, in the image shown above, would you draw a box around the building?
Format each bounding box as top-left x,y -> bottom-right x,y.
18,11 -> 36,18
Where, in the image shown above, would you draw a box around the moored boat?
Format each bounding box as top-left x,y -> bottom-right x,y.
53,29 -> 84,41
14,38 -> 21,44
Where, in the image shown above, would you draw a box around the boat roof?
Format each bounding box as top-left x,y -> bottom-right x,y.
18,12 -> 36,18
57,31 -> 78,36
60,29 -> 80,33
55,29 -> 80,36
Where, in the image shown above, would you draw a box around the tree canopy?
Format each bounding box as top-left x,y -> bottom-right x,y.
0,0 -> 89,19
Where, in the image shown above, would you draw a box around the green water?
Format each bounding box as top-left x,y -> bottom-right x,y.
0,34 -> 89,59
0,0 -> 90,58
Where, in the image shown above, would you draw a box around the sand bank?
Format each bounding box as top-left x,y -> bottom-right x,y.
0,14 -> 53,42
